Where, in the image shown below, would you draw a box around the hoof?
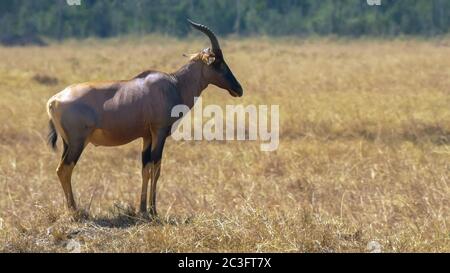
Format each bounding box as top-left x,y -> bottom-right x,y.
138,211 -> 151,220
149,208 -> 158,218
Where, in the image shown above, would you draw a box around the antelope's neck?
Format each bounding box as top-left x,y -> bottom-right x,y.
172,61 -> 208,109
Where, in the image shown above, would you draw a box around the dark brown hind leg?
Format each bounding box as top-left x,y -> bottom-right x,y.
56,138 -> 86,211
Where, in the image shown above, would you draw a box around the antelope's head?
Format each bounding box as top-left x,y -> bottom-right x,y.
188,20 -> 243,97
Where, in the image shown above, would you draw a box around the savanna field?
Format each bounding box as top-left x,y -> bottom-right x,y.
0,37 -> 448,252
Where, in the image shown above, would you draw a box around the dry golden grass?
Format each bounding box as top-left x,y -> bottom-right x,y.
0,36 -> 448,252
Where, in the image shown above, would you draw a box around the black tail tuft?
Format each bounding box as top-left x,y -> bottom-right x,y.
48,120 -> 58,151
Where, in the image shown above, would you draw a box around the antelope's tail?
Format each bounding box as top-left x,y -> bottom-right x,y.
48,119 -> 58,151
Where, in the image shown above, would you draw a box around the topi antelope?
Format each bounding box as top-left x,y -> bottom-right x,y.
46,20 -> 243,216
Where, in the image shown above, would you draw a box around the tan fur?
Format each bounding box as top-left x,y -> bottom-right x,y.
56,162 -> 76,209
185,48 -> 216,65
149,160 -> 161,216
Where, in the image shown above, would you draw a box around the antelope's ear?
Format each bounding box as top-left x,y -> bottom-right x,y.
200,47 -> 215,65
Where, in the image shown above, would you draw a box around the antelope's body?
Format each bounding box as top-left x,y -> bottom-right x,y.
48,72 -> 182,147
46,21 -> 243,216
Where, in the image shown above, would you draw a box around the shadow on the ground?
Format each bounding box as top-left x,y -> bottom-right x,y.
86,204 -> 194,229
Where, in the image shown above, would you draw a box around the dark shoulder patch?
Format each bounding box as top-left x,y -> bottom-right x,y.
133,70 -> 156,80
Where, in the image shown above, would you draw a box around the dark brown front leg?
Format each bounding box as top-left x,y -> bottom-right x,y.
140,137 -> 152,214
148,127 -> 170,217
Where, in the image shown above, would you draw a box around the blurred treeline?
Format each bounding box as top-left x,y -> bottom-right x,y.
1,0 -> 450,39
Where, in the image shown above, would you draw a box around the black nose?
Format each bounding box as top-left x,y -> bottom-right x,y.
236,85 -> 243,97
229,84 -> 243,97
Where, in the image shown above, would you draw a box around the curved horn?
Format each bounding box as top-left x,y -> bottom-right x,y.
188,19 -> 221,54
